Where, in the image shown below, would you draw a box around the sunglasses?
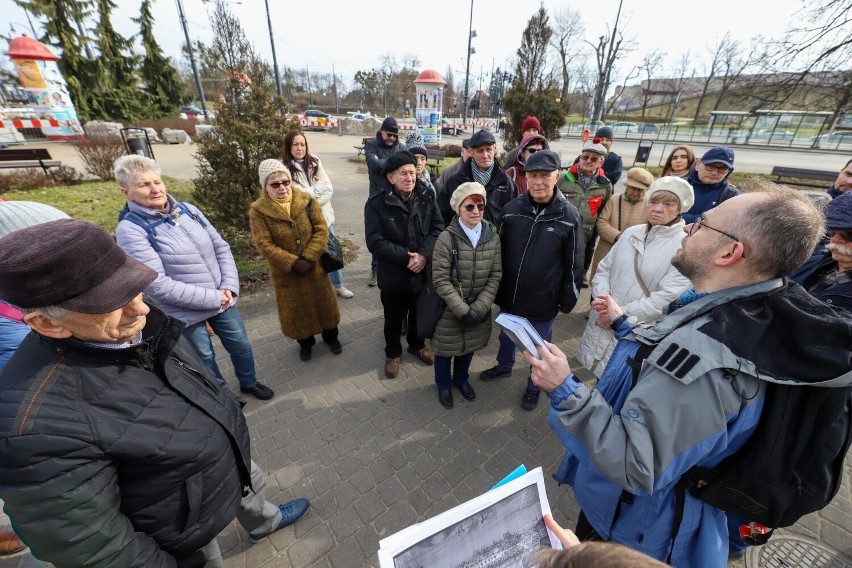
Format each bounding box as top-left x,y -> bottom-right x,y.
268,180 -> 291,188
524,147 -> 543,154
463,202 -> 485,212
383,131 -> 398,139
579,155 -> 601,163
829,229 -> 852,242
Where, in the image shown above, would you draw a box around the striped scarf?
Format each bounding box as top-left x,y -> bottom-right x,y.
471,163 -> 493,187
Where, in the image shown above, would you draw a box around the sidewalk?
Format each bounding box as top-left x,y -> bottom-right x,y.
1,132 -> 850,568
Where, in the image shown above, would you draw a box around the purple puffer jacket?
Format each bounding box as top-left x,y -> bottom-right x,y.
116,196 -> 240,326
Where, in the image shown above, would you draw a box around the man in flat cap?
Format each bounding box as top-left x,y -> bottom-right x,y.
0,220 -> 309,567
440,129 -> 517,228
481,150 -> 584,411
365,150 -> 444,379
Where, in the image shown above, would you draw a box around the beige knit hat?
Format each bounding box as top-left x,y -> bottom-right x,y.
450,182 -> 487,213
258,159 -> 290,188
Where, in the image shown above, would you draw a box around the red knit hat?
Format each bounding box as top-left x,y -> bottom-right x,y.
521,116 -> 541,133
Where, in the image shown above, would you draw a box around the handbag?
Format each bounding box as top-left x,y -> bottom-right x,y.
416,234 -> 460,339
305,200 -> 344,273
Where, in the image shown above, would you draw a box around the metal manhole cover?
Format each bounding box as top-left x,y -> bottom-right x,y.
745,532 -> 852,568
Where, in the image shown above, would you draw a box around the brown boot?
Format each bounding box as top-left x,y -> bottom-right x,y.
384,357 -> 401,378
0,530 -> 26,555
407,347 -> 434,365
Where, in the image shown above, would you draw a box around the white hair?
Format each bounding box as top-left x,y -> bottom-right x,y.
113,155 -> 161,188
21,305 -> 71,320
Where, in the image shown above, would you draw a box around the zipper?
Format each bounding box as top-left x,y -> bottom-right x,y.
171,356 -> 219,394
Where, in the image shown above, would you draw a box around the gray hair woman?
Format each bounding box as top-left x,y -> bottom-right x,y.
113,154 -> 274,400
430,182 -> 502,409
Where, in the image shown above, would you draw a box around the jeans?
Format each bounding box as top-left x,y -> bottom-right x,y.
327,224 -> 344,288
380,290 -> 424,357
434,353 -> 474,390
183,306 -> 258,389
495,315 -> 554,393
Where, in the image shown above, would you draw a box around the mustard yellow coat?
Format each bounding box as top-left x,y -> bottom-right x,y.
249,188 -> 340,339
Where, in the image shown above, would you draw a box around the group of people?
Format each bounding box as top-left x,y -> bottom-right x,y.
0,114 -> 851,567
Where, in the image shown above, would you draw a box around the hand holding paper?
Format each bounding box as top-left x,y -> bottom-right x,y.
526,341 -> 572,393
495,313 -> 548,359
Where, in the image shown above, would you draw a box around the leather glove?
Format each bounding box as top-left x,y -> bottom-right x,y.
462,308 -> 482,325
293,258 -> 313,274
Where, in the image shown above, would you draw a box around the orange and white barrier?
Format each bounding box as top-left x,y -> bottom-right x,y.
298,116 -> 339,128
0,118 -> 61,129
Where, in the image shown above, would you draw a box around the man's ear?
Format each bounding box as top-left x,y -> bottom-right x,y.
24,312 -> 73,339
713,242 -> 746,267
385,172 -> 394,184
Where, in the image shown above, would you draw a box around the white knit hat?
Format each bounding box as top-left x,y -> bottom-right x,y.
450,182 -> 487,213
0,201 -> 70,238
646,176 -> 695,212
258,159 -> 290,188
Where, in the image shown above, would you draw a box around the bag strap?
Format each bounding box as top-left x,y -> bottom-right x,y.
617,195 -> 623,230
450,233 -> 463,298
633,245 -> 651,298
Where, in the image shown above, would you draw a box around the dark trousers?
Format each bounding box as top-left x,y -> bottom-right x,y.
583,229 -> 597,272
380,290 -> 424,357
434,353 -> 474,390
297,327 -> 339,348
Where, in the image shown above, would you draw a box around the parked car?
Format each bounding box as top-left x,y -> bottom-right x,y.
179,105 -> 205,116
304,109 -> 330,119
638,123 -> 659,134
606,122 -> 658,135
811,131 -> 852,149
350,113 -> 372,121
441,119 -> 467,135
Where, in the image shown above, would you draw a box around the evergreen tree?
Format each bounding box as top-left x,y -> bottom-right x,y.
503,7 -> 565,148
134,0 -> 184,116
93,0 -> 146,120
193,2 -> 292,232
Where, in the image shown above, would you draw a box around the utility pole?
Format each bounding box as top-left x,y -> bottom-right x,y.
176,0 -> 208,120
462,0 -> 474,128
264,0 -> 282,97
332,63 -> 340,116
307,65 -> 313,107
591,0 -> 623,129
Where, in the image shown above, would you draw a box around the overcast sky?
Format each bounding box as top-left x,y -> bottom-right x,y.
2,0 -> 806,92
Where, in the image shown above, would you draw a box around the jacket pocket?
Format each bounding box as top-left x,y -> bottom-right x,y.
182,471 -> 204,533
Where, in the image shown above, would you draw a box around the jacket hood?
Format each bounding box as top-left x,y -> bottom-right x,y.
514,134 -> 550,170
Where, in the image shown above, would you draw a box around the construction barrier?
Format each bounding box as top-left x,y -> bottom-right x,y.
0,118 -> 61,129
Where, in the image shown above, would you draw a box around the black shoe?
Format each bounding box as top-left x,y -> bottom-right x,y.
479,366 -> 511,382
240,382 -> 274,400
521,387 -> 541,410
299,345 -> 312,361
327,340 -> 343,355
438,389 -> 454,409
457,382 -> 476,401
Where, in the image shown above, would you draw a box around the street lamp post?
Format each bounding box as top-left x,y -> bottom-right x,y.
176,0 -> 209,120
462,0 -> 474,128
263,0 -> 282,97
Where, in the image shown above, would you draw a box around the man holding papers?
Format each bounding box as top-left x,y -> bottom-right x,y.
480,149 -> 584,410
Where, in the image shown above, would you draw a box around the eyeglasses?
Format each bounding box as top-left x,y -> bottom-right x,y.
579,155 -> 601,163
268,180 -> 291,188
829,229 -> 852,242
688,214 -> 746,258
702,163 -> 730,174
463,202 -> 486,212
524,147 -> 543,154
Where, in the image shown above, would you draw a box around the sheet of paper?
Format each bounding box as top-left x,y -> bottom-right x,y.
378,467 -> 561,567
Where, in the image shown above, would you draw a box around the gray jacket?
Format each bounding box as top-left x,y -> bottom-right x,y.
116,197 -> 240,327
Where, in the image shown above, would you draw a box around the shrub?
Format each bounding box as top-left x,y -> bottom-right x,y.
75,135 -> 128,181
0,166 -> 82,192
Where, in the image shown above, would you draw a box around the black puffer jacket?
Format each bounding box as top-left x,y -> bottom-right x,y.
0,305 -> 251,567
365,133 -> 405,195
365,179 -> 444,294
440,158 -> 517,228
497,190 -> 585,321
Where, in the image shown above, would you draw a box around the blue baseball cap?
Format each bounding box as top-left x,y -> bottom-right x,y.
700,146 -> 735,169
825,191 -> 852,229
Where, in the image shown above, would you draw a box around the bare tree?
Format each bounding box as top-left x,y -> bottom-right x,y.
587,3 -> 633,126
692,33 -> 730,122
637,50 -> 665,116
550,6 -> 584,109
711,36 -> 761,111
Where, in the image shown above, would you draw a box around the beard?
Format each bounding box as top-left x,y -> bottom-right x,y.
671,247 -> 710,283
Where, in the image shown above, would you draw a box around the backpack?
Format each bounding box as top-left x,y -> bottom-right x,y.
628,329 -> 852,544
118,202 -> 206,252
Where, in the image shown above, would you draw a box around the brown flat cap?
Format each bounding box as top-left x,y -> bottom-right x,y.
0,219 -> 157,314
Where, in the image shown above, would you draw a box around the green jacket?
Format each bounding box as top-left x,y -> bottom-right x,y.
556,167 -> 613,239
430,219 -> 502,357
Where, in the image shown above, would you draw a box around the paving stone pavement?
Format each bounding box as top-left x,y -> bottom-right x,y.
1,132 -> 850,567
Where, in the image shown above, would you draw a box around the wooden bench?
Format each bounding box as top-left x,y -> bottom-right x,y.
354,137 -> 369,157
0,148 -> 61,174
770,166 -> 836,189
425,149 -> 446,175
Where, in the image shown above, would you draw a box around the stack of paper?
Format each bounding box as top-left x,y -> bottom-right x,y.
495,313 -> 548,359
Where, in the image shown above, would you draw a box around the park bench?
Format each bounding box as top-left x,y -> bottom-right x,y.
425,149 -> 446,175
354,137 -> 369,157
770,166 -> 836,189
0,148 -> 61,174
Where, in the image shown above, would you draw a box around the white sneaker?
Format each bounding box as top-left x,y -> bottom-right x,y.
336,286 -> 354,298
